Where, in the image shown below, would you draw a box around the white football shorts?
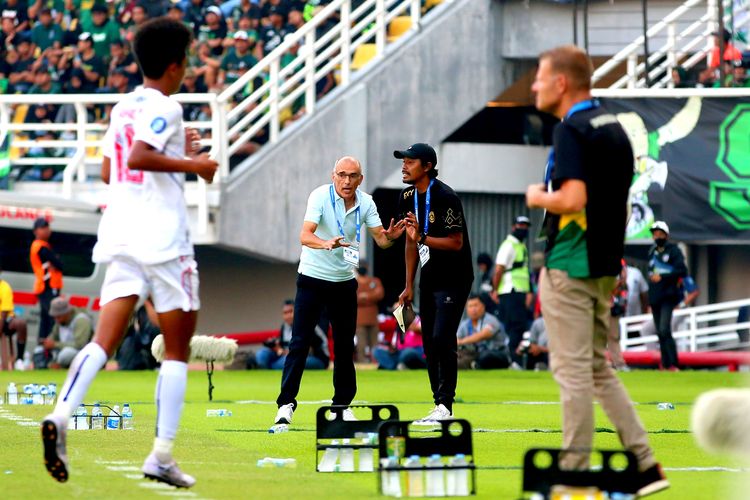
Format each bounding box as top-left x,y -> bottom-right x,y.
99,256 -> 200,313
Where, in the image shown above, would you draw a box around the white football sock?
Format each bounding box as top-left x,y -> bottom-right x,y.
53,342 -> 108,419
153,360 -> 188,461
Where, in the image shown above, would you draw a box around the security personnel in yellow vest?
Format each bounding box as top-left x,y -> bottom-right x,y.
492,215 -> 532,365
30,218 -> 64,341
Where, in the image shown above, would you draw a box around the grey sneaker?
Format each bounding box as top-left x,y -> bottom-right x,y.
274,403 -> 294,425
413,404 -> 453,426
142,452 -> 196,488
41,414 -> 69,483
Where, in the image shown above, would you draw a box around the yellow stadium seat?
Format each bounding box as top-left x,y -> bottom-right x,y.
423,0 -> 444,12
351,44 -> 377,70
387,16 -> 412,43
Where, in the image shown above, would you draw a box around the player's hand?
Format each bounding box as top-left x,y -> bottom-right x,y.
192,153 -> 218,183
398,286 -> 413,307
382,218 -> 406,241
526,183 -> 547,208
324,236 -> 350,251
185,128 -> 201,157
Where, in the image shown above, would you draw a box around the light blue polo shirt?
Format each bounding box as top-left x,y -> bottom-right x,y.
298,184 -> 383,282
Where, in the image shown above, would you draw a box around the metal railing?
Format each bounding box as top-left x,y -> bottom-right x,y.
0,0 -> 440,240
592,0 -> 748,89
217,0 -> 428,158
619,298 -> 750,353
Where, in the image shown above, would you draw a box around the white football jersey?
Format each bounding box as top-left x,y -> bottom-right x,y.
93,86 -> 192,265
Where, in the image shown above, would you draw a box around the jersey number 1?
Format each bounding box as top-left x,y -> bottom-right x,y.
115,124 -> 143,184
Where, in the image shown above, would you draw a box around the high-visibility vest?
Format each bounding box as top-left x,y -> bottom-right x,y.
498,236 -> 530,294
30,240 -> 63,294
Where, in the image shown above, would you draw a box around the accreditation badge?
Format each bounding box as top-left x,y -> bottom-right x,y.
343,246 -> 360,266
418,243 -> 430,268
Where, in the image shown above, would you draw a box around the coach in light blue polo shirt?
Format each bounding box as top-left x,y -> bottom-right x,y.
272,156 -> 406,429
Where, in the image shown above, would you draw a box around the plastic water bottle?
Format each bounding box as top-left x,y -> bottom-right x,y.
107,404 -> 120,430
657,402 -> 675,410
39,385 -> 49,405
7,382 -> 18,405
22,384 -> 33,404
33,384 -> 43,405
446,454 -> 469,496
382,456 -> 402,497
206,409 -> 232,417
318,440 -> 340,472
340,439 -> 354,472
425,454 -> 445,496
359,447 -> 374,472
91,403 -> 104,430
75,404 -> 88,430
46,383 -> 57,405
122,404 -> 133,430
256,457 -> 298,468
405,455 -> 424,497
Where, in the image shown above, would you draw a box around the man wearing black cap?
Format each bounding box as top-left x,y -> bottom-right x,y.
395,143 -> 473,424
29,218 -> 64,342
646,221 -> 687,371
492,215 -> 532,365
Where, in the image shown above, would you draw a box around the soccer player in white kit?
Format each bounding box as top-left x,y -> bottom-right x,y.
41,18 -> 217,488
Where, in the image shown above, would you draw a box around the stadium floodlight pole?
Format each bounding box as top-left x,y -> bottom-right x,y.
583,0 -> 589,53
572,0 -> 578,46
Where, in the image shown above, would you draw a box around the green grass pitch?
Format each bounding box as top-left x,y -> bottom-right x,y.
1,369 -> 747,499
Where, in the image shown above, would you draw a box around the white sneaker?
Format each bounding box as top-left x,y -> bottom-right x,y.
41,414 -> 68,483
14,359 -> 25,371
142,452 -> 196,488
413,404 -> 452,426
274,403 -> 294,425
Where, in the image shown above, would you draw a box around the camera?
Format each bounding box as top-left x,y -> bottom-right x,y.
611,294 -> 627,317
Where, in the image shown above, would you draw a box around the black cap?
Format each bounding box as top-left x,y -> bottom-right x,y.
393,143 -> 438,167
33,217 -> 49,230
91,3 -> 108,14
514,215 -> 531,226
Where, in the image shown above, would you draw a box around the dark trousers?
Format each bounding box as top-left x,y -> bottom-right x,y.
499,291 -> 528,364
652,301 -> 679,369
420,285 -> 471,412
277,274 -> 357,408
37,287 -> 60,340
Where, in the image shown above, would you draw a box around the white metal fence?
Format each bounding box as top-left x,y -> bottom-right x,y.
592,0 -> 749,89
0,0 -> 441,240
619,298 -> 750,353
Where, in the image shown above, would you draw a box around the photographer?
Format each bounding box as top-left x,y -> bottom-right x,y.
517,316 -> 549,371
456,294 -> 510,369
256,299 -> 329,370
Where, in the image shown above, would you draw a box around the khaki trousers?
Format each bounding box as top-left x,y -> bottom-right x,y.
541,268 -> 655,471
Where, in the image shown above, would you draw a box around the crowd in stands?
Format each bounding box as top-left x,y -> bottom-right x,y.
673,29 -> 750,88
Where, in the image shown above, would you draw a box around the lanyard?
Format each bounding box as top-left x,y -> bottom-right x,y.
544,99 -> 600,185
414,179 -> 435,235
329,184 -> 361,243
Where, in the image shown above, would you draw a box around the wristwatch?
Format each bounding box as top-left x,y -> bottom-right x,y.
418,232 -> 427,245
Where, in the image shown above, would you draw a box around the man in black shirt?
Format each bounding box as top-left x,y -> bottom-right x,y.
526,45 -> 668,497
396,143 -> 473,424
646,221 -> 687,371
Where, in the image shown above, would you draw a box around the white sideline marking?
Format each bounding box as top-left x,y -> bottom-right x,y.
156,492 -> 198,497
665,467 -> 750,472
106,466 -> 141,472
124,473 -> 143,480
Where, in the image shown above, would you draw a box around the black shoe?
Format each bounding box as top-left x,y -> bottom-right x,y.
41,415 -> 69,483
637,463 -> 669,497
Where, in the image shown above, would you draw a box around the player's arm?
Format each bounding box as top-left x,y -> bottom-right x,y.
300,220 -> 348,250
128,141 -> 217,183
368,217 -> 405,249
101,156 -> 110,184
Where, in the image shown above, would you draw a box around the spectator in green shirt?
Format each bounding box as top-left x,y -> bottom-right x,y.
217,30 -> 258,88
31,8 -> 64,51
81,3 -> 122,61
28,65 -> 62,93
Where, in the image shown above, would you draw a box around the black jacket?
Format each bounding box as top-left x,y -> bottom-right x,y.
647,242 -> 687,305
